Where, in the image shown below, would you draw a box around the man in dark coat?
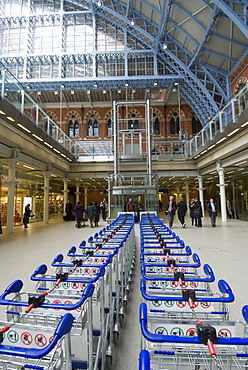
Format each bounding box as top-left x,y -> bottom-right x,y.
177,198 -> 187,228
65,200 -> 73,221
193,197 -> 203,227
165,196 -> 177,228
207,198 -> 220,227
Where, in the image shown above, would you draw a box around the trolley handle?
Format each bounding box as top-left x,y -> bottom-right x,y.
140,278 -> 234,302
0,313 -> 73,359
30,264 -> 106,282
140,303 -> 248,345
51,254 -> 113,267
0,281 -> 94,310
139,349 -> 150,370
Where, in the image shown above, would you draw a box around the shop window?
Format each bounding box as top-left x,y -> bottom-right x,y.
88,115 -> 99,136
68,115 -> 80,137
170,112 -> 179,135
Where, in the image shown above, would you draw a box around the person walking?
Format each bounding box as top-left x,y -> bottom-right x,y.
65,200 -> 73,221
86,202 -> 96,228
165,196 -> 177,228
192,197 -> 203,227
100,199 -> 107,221
126,198 -> 135,212
207,198 -> 219,227
73,201 -> 84,228
189,198 -> 197,226
93,201 -> 101,227
177,198 -> 187,228
23,204 -> 32,228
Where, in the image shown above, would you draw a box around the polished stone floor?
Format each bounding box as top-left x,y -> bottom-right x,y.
0,213 -> 247,369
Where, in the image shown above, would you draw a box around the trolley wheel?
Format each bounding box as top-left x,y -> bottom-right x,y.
119,313 -> 124,326
113,330 -> 119,343
106,354 -> 113,369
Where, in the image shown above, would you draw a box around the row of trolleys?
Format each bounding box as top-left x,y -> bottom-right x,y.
0,213 -> 136,370
138,212 -> 248,370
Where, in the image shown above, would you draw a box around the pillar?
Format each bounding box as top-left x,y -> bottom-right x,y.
63,177 -> 69,213
217,163 -> 227,222
185,180 -> 190,207
75,183 -> 81,203
197,175 -> 205,218
43,171 -> 51,224
6,158 -> 18,233
84,186 -> 88,207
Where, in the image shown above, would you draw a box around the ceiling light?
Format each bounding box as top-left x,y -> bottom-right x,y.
61,153 -> 67,158
235,161 -> 247,166
227,128 -> 239,136
97,0 -> 102,5
163,44 -> 167,49
94,82 -> 98,88
241,121 -> 248,127
132,89 -> 136,93
207,144 -> 216,150
23,165 -> 34,170
71,90 -> 74,94
87,90 -> 91,94
201,150 -> 207,154
54,91 -> 58,95
0,110 -> 5,115
226,171 -> 234,174
32,134 -> 43,141
174,82 -> 178,86
216,137 -> 226,144
103,89 -> 106,93
37,91 -> 41,95
44,142 -> 53,148
17,123 -> 31,133
130,19 -> 135,26
154,81 -> 158,86
53,148 -> 61,154
7,116 -> 15,121
60,84 -> 65,89
146,88 -> 150,93
125,83 -> 128,87
118,89 -> 121,93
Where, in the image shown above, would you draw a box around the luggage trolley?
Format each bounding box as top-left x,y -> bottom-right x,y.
30,263 -> 109,369
139,303 -> 248,370
0,312 -> 73,370
0,279 -> 94,369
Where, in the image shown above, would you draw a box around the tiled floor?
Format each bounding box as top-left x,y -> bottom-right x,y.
0,214 -> 247,369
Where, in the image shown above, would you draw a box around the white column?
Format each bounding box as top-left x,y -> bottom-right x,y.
217,163 -> 227,222
185,180 -> 190,207
63,177 -> 69,213
197,175 -> 205,218
6,158 -> 18,234
176,185 -> 180,203
43,171 -> 51,224
75,183 -> 81,203
84,186 -> 88,208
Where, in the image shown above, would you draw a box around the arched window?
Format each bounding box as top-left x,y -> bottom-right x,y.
170,112 -> 179,135
153,112 -> 160,135
107,118 -> 112,136
192,114 -> 202,135
68,114 -> 80,137
88,115 -> 99,136
128,113 -> 139,129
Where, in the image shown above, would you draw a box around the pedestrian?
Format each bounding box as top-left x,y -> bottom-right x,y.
177,198 -> 187,228
192,197 -> 203,227
93,201 -> 101,227
126,198 -> 135,212
189,198 -> 197,226
73,201 -> 84,228
207,198 -> 219,227
226,199 -> 232,219
65,200 -> 73,221
86,202 -> 96,228
137,200 -> 144,222
23,204 -> 32,228
165,196 -> 177,228
100,199 -> 107,221
159,200 -> 162,212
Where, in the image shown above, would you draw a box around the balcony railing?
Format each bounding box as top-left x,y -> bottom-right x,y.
0,62 -> 79,159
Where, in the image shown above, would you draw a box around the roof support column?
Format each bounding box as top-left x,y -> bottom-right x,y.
216,162 -> 227,222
